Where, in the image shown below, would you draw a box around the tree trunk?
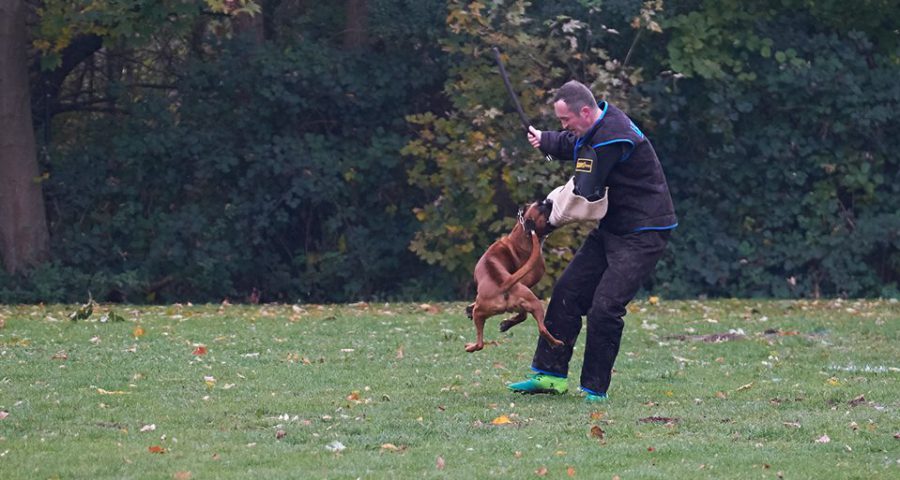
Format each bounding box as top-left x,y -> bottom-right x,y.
0,0 -> 50,273
343,0 -> 367,49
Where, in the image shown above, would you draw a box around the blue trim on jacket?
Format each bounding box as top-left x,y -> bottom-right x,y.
592,139 -> 636,162
632,222 -> 679,233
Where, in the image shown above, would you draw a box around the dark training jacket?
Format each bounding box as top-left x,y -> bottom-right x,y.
539,101 -> 677,235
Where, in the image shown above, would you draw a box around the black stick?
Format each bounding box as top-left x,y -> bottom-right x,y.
491,47 -> 553,161
492,47 -> 531,132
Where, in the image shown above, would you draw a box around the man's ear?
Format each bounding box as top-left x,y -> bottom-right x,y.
580,105 -> 593,119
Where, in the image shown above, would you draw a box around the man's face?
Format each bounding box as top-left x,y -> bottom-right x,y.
554,100 -> 595,137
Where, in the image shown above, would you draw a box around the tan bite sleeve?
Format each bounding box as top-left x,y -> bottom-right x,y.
545,177 -> 609,227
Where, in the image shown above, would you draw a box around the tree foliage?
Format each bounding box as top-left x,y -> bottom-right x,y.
1,0 -> 897,302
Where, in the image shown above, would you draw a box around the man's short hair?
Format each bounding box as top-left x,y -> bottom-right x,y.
553,80 -> 597,113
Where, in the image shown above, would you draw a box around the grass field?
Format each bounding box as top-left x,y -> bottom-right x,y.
0,299 -> 898,479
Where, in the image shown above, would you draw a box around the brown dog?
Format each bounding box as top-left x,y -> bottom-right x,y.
464,200 -> 564,352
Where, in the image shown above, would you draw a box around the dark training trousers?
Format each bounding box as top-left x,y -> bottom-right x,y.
531,227 -> 670,394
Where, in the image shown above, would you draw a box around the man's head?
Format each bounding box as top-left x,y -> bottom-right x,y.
552,80 -> 600,137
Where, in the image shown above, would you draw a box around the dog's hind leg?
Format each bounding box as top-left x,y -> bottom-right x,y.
465,305 -> 488,353
499,312 -> 526,332
511,284 -> 563,347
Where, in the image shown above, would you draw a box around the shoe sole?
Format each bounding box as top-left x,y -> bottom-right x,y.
508,388 -> 567,395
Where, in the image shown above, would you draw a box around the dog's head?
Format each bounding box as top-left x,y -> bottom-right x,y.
520,198 -> 555,237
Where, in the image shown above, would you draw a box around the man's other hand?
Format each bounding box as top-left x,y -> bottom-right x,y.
527,126 -> 542,149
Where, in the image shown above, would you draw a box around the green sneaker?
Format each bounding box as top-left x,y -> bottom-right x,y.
580,387 -> 608,403
507,373 -> 568,394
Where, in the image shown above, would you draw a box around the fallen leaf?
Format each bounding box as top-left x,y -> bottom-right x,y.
514,451 -> 523,458
0,411 -> 8,420
173,471 -> 191,480
325,441 -> 346,452
849,421 -> 859,431
347,391 -> 361,401
590,411 -> 605,421
419,303 -> 440,314
648,296 -> 659,305
567,466 -> 576,477
716,391 -> 728,399
736,382 -> 754,392
275,429 -> 286,440
535,466 -> 548,476
590,425 -> 605,439
848,394 -> 866,407
192,345 -> 207,355
148,445 -> 166,454
491,415 -> 513,425
97,388 -> 130,395
639,417 -> 679,424
436,456 -> 445,470
893,432 -> 900,439
782,422 -> 801,428
133,326 -> 145,338
396,345 -> 404,359
826,377 -> 840,386
647,446 -> 656,452
212,453 -> 221,461
815,434 -> 831,444
381,443 -> 406,452
51,350 -> 68,360
140,424 -> 157,432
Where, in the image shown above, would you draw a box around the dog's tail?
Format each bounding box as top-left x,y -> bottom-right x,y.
498,231 -> 541,292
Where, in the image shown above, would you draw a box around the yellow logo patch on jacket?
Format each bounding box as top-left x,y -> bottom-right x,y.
575,158 -> 593,173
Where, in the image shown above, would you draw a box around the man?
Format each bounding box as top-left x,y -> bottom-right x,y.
507,80 -> 677,402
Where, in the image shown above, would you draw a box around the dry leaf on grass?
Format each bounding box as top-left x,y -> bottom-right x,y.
638,417 -> 679,424
148,445 -> 166,454
567,466 -> 576,477
590,411 -> 605,420
848,394 -> 866,407
0,411 -> 8,420
380,443 -> 406,453
535,466 -> 548,476
192,345 -> 207,355
133,326 -> 145,338
275,429 -> 286,440
590,425 -> 605,439
491,415 -> 513,425
51,351 -> 68,360
736,382 -> 754,392
97,388 -> 130,395
816,434 -> 831,444
436,456 -> 445,470
173,471 -> 191,480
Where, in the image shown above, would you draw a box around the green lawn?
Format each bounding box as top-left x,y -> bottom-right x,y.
0,299 -> 898,479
